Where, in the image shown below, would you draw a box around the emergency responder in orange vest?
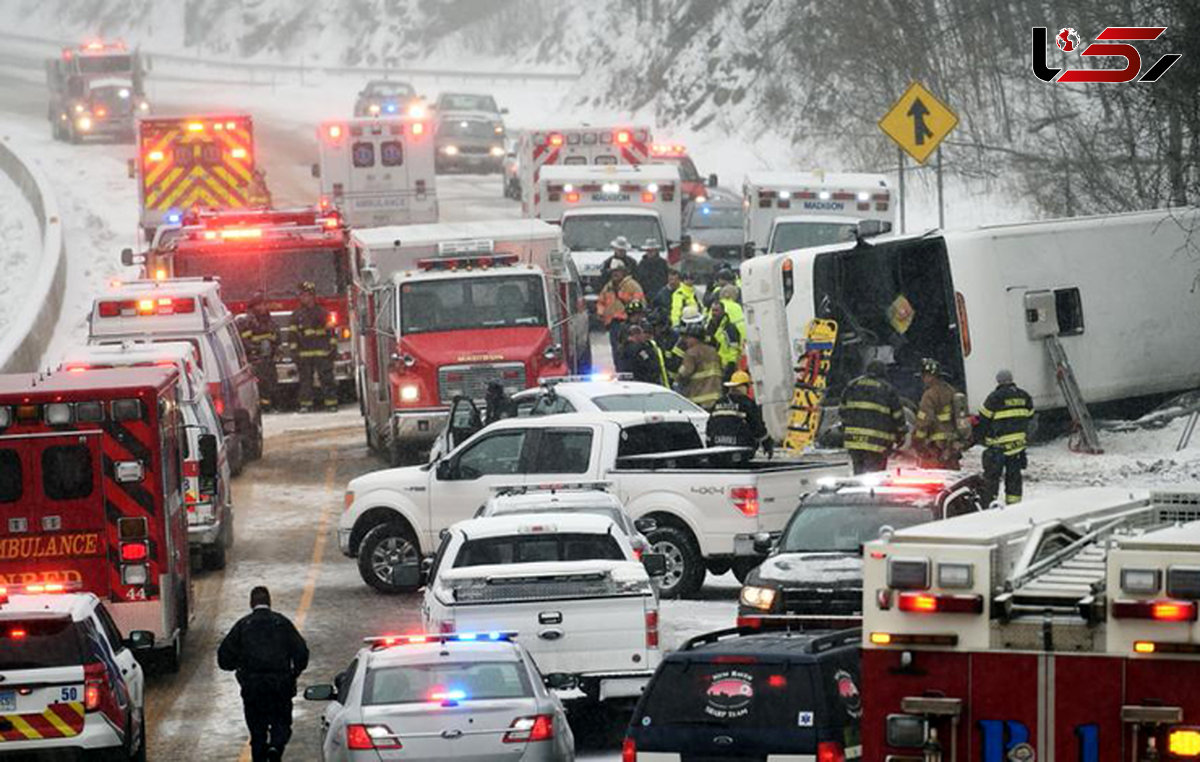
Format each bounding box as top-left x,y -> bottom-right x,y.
976,369 -> 1035,505
676,323 -> 723,410
597,263 -> 644,369
912,358 -> 961,469
240,292 -> 279,410
291,282 -> 338,413
839,360 -> 907,474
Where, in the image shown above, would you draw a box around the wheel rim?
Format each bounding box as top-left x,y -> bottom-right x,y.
370,535 -> 418,585
652,539 -> 686,592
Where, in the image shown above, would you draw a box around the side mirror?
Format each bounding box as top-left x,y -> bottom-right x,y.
120,248 -> 135,267
544,673 -> 578,691
752,531 -> 775,555
707,173 -> 718,188
633,517 -> 658,534
198,434 -> 219,479
311,163 -> 321,179
304,684 -> 336,702
436,459 -> 454,480
360,265 -> 379,288
126,630 -> 154,650
500,107 -> 510,115
642,553 -> 668,577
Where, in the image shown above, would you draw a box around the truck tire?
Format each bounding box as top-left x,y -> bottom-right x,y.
357,523 -> 421,594
648,525 -> 705,599
732,558 -> 759,584
228,435 -> 245,477
204,534 -> 228,571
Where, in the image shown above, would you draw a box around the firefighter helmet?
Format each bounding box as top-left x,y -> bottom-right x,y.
298,281 -> 317,295
921,357 -> 942,377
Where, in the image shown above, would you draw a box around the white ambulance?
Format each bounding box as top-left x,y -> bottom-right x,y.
313,115 -> 437,228
742,171 -> 894,254
535,163 -> 684,308
516,125 -> 653,215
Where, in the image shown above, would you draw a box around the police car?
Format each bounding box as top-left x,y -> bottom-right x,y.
0,585 -> 153,760
737,470 -> 985,629
304,632 -> 574,761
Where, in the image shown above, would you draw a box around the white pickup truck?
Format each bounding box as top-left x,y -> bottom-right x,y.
340,411 -> 849,597
421,513 -> 662,706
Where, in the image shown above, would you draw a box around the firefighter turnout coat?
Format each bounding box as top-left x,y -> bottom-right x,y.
977,383 -> 1034,454
839,374 -> 906,454
677,341 -> 723,409
290,303 -> 336,359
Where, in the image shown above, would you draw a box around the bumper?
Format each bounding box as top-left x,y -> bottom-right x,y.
338,527 -> 353,558
573,671 -> 655,701
0,712 -> 124,753
436,148 -> 503,171
275,358 -> 354,384
733,532 -> 771,558
188,517 -> 222,546
393,408 -> 449,447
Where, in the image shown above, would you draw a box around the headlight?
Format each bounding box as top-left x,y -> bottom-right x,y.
368,103 -> 380,115
118,88 -> 130,98
443,145 -> 459,156
691,241 -> 706,254
494,125 -> 504,134
489,145 -> 504,157
740,585 -> 777,611
138,101 -> 150,112
400,384 -> 420,402
408,103 -> 426,119
74,104 -> 85,113
77,116 -> 93,131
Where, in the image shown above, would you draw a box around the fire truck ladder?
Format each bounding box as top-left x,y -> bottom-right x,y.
1044,335 -> 1104,454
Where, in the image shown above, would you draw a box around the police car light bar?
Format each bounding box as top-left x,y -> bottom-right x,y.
364,631 -> 517,649
0,580 -> 84,604
537,373 -> 633,385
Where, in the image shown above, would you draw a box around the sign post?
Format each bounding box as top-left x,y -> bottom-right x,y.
879,81 -> 958,230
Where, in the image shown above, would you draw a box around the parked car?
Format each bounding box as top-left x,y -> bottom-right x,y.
476,484 -> 657,557
737,470 -> 985,628
353,79 -> 419,117
623,627 -> 862,762
432,92 -> 507,172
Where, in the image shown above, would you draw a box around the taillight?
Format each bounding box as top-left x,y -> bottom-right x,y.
645,609 -> 659,649
622,737 -> 637,762
346,724 -> 401,750
120,542 -> 149,562
897,592 -> 984,615
818,741 -> 845,762
504,714 -> 554,743
641,191 -> 655,203
731,486 -> 759,517
83,662 -> 106,712
1113,599 -> 1198,622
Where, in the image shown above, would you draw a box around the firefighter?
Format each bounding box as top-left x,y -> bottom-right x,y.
637,238 -> 669,302
676,323 -> 723,410
291,281 -> 338,413
707,370 -> 772,456
622,323 -> 668,386
977,369 -> 1035,505
705,297 -> 746,380
240,292 -> 279,410
839,360 -> 907,474
669,270 -> 700,327
217,586 -> 309,762
662,304 -> 704,384
912,358 -> 962,469
596,263 -> 644,367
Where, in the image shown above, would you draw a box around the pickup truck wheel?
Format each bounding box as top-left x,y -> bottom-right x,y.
358,523 -> 421,594
648,526 -> 704,599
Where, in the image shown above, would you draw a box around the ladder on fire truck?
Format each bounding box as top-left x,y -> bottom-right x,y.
1045,335 -> 1104,455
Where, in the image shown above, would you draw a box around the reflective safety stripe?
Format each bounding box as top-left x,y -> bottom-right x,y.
711,409 -> 746,419
298,350 -> 329,358
691,392 -> 720,405
1006,494 -> 1022,504
916,430 -> 952,442
986,432 -> 1027,446
691,368 -> 722,380
843,400 -> 895,416
845,439 -> 888,452
936,410 -> 953,422
992,407 -> 1033,420
844,426 -> 893,439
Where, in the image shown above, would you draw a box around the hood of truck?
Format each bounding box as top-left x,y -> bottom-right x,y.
690,225 -> 743,248
348,463 -> 429,494
748,552 -> 862,587
401,326 -> 550,365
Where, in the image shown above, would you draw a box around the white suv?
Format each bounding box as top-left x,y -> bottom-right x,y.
0,587 -> 153,760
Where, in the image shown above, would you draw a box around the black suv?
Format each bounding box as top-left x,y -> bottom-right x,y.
737,470 -> 984,629
623,628 -> 862,761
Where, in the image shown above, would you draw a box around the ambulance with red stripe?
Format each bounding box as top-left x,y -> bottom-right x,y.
314,115 -> 437,228
0,587 -> 152,758
861,487 -> 1200,761
0,367 -> 198,671
648,142 -> 718,205
516,125 -> 653,216
131,114 -> 271,243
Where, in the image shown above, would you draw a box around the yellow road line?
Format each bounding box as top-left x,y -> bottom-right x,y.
238,450 -> 339,762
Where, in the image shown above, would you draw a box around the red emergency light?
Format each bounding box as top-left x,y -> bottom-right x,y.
565,192 -> 580,203
99,298 -> 196,318
120,542 -> 149,562
411,122 -> 425,136
548,133 -> 564,147
897,592 -> 984,615
641,191 -> 656,203
417,254 -> 519,271
616,130 -> 631,144
1113,599 -> 1198,622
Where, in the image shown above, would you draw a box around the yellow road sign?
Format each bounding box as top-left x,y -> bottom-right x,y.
879,81 -> 958,164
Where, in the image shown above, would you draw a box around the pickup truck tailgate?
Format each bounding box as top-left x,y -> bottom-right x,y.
439,563 -> 655,677
754,457 -> 847,531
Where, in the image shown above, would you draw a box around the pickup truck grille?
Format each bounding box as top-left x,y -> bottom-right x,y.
781,586 -> 862,616
451,573 -> 646,603
438,363 -> 525,403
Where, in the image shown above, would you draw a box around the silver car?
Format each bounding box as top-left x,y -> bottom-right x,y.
305,633 -> 575,761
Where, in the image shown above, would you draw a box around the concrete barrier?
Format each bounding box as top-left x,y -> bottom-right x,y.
0,135 -> 67,373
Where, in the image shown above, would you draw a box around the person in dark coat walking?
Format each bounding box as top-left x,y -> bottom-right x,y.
218,587 -> 309,762
976,369 -> 1035,505
839,360 -> 907,474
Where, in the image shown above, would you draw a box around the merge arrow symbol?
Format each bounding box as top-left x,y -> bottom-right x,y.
907,97 -> 934,146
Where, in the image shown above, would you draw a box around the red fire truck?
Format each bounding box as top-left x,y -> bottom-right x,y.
125,207 -> 356,405
861,487 -> 1200,761
0,367 -> 200,669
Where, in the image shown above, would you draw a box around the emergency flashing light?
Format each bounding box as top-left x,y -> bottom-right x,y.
164,211 -> 180,224
616,130 -> 631,144
328,125 -> 343,139
137,299 -> 155,315
897,591 -> 984,614
1112,599 -> 1198,622
411,122 -> 425,136
548,133 -> 564,147
187,122 -> 205,132
565,192 -> 580,203
430,689 -> 467,703
1134,641 -> 1157,654
219,228 -> 263,240
230,147 -> 248,159
641,192 -> 656,203
365,631 -> 516,649
1170,728 -> 1200,757
120,542 -> 150,562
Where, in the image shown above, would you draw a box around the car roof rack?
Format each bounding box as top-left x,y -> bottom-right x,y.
680,625 -> 862,654
491,481 -> 613,497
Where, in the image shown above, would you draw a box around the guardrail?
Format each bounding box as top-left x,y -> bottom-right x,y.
0,135 -> 67,373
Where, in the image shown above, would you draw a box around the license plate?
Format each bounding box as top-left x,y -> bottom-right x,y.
0,691 -> 15,713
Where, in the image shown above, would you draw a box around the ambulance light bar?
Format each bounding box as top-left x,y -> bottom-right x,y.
365,632 -> 516,650
868,632 -> 958,647
1112,599 -> 1198,622
650,143 -> 688,156
897,592 -> 983,615
417,254 -> 519,271
98,298 -> 197,318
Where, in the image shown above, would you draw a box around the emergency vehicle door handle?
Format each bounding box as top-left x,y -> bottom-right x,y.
539,628 -> 564,641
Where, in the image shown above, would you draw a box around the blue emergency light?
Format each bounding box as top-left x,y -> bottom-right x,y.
166,211 -> 182,225
385,103 -> 397,114
364,631 -> 517,649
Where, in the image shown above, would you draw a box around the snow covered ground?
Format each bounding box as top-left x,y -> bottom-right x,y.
0,167 -> 39,340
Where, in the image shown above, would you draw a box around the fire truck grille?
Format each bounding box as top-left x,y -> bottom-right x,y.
781,586 -> 862,616
438,363 -> 525,403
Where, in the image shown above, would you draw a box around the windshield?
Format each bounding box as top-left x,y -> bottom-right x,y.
78,54 -> 133,75
399,275 -> 546,334
439,94 -> 498,112
365,81 -> 414,98
637,660 -> 814,730
363,661 -> 531,705
769,221 -> 859,252
439,119 -> 499,138
780,504 -> 933,553
689,204 -> 743,229
0,616 -> 85,669
593,392 -> 703,415
562,215 -> 664,251
174,248 -> 344,302
453,533 -> 625,567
